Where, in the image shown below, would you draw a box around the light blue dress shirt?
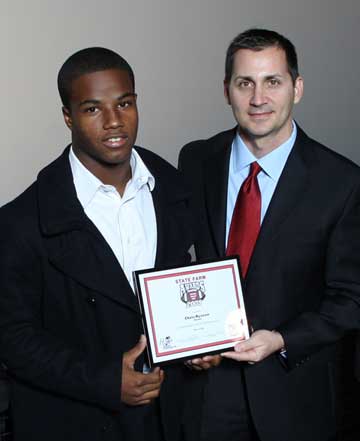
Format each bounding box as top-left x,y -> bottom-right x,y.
226,122 -> 297,247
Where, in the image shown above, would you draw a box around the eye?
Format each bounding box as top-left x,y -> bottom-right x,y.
268,78 -> 281,87
84,106 -> 98,113
238,80 -> 252,88
118,98 -> 135,109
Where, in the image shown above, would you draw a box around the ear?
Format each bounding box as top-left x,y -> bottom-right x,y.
62,107 -> 73,130
293,76 -> 304,104
224,80 -> 231,105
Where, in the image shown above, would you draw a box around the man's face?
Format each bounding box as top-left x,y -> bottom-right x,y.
63,68 -> 138,169
224,46 -> 303,157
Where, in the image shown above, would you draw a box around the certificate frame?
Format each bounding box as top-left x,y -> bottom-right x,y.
133,257 -> 249,366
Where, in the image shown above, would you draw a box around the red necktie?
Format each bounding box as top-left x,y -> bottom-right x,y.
226,162 -> 262,277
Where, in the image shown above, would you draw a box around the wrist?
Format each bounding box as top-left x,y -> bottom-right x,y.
272,330 -> 285,352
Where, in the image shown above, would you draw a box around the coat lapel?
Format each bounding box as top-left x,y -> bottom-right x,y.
248,128 -> 312,275
37,147 -> 139,313
203,129 -> 235,256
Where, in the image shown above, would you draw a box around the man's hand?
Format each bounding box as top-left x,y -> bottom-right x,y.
221,330 -> 284,363
185,354 -> 222,371
121,335 -> 164,406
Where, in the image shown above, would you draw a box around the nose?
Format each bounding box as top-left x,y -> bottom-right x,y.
103,107 -> 123,129
250,84 -> 267,107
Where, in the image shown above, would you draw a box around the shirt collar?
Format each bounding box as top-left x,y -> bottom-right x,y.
232,121 -> 297,181
69,147 -> 155,209
130,148 -> 155,192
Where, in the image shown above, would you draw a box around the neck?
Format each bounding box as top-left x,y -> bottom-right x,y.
73,148 -> 132,196
92,163 -> 132,197
239,122 -> 293,159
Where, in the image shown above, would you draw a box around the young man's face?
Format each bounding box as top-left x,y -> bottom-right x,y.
63,68 -> 138,170
224,46 -> 303,157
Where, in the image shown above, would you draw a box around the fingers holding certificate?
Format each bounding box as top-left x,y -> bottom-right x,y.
133,257 -> 249,366
185,354 -> 223,371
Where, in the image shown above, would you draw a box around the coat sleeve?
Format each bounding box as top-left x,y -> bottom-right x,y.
278,179 -> 360,368
0,220 -> 124,412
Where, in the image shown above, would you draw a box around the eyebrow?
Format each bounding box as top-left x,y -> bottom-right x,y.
79,92 -> 137,107
233,74 -> 283,81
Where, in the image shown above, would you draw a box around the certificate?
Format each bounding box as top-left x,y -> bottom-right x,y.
133,257 -> 249,366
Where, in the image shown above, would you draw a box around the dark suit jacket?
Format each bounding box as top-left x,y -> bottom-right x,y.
179,127 -> 360,441
0,146 -> 195,441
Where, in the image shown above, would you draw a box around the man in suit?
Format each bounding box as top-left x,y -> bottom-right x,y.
0,47 -> 195,441
179,28 -> 360,441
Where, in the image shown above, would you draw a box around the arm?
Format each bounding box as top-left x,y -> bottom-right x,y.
278,180 -> 360,367
224,179 -> 360,367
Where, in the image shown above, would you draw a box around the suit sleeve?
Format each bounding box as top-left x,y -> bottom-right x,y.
278,179 -> 360,368
0,223 -> 124,411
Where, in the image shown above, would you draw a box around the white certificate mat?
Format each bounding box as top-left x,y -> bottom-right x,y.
134,258 -> 249,365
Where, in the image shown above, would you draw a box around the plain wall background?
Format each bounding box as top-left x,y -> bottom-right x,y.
1,0 -> 359,205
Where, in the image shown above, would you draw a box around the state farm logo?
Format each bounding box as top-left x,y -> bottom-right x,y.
180,281 -> 206,307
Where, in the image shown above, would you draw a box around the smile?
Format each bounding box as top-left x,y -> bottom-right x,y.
249,111 -> 273,118
103,135 -> 128,148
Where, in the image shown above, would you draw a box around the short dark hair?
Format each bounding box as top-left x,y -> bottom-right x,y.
57,47 -> 135,108
225,28 -> 299,84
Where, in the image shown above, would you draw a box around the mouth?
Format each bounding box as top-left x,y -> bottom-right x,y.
248,111 -> 273,119
102,135 -> 129,148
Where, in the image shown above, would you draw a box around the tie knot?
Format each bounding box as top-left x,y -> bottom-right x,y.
249,162 -> 262,178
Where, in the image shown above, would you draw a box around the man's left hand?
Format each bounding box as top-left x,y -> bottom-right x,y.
221,330 -> 284,363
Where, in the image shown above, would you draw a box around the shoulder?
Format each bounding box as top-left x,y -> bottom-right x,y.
134,145 -> 188,198
134,145 -> 178,177
0,183 -> 38,229
134,146 -> 179,179
297,128 -> 360,178
0,182 -> 42,259
0,149 -> 68,238
314,143 -> 359,176
179,128 -> 236,165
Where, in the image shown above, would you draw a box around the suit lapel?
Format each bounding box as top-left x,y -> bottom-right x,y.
37,147 -> 139,313
248,129 -> 312,275
203,129 -> 235,256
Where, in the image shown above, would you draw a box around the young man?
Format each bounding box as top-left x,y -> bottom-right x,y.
179,29 -> 360,441
0,47 -> 195,441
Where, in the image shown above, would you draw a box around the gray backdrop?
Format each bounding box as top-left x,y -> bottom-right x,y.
1,0 -> 359,205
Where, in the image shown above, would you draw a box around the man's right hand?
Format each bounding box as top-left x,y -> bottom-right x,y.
121,335 -> 164,406
185,354 -> 222,371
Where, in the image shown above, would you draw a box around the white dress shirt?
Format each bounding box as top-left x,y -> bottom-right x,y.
226,122 -> 297,246
69,147 -> 157,290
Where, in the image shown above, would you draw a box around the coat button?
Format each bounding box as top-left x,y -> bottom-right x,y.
87,296 -> 96,305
